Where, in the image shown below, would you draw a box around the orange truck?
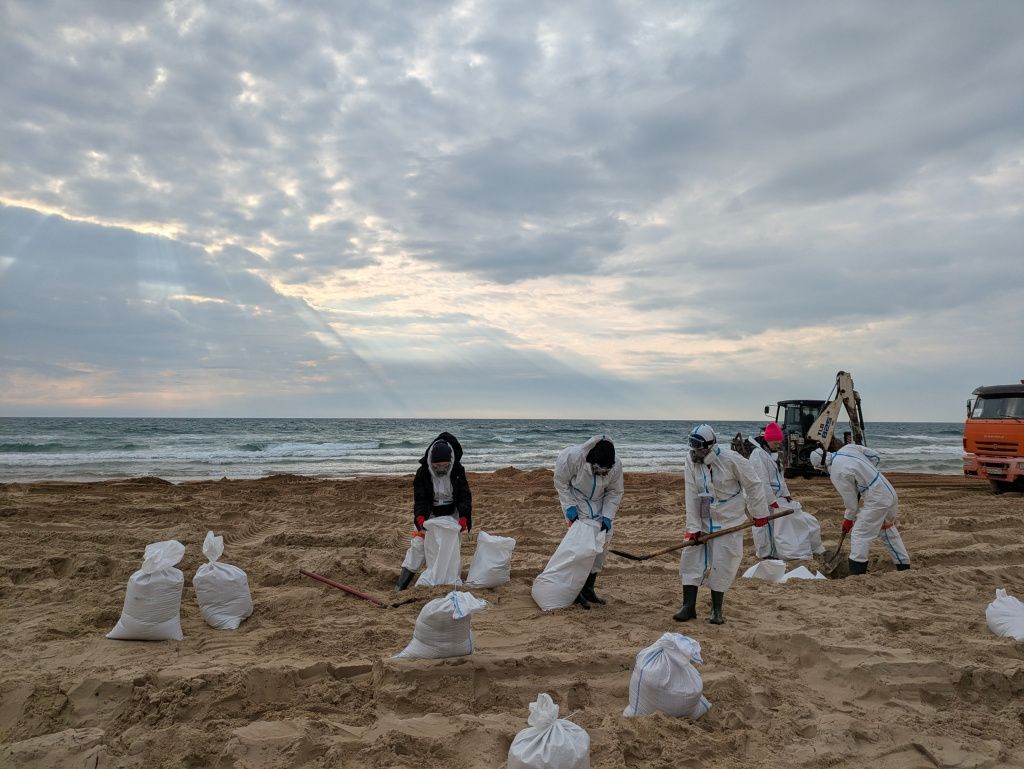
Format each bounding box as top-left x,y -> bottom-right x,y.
963,380 -> 1024,494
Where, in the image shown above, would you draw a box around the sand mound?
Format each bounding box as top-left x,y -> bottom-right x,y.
2,472 -> 1023,768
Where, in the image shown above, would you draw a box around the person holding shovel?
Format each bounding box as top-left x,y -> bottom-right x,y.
553,435 -> 624,608
811,445 -> 910,575
395,432 -> 473,591
675,424 -> 771,625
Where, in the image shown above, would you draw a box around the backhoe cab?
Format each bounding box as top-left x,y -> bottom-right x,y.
760,371 -> 867,478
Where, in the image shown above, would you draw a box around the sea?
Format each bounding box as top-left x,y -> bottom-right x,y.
0,417 -> 965,483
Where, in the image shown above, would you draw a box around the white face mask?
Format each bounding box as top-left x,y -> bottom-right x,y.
690,446 -> 715,465
591,463 -> 610,476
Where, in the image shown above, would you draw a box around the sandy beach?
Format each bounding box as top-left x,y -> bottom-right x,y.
1,470 -> 1023,769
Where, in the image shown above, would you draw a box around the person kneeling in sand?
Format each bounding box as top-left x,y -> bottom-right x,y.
811,445 -> 910,575
553,436 -> 623,608
395,432 -> 473,591
746,422 -> 825,560
676,424 -> 771,625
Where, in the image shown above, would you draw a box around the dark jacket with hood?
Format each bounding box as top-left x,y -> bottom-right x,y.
413,432 -> 472,531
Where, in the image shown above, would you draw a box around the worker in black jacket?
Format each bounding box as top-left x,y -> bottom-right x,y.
395,432 -> 473,590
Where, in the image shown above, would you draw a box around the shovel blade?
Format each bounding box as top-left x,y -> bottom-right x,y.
820,549 -> 848,579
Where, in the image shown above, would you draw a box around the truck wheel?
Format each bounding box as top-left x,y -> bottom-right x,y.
989,480 -> 1011,495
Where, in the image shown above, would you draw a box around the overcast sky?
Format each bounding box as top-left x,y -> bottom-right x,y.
1,1 -> 1021,420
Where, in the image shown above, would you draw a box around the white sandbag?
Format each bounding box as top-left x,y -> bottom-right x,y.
192,531 -> 253,630
781,565 -> 825,581
507,693 -> 590,769
742,559 -> 786,583
395,590 -> 487,659
415,515 -> 463,587
466,531 -> 516,588
986,589 -> 1024,641
531,520 -> 605,611
623,633 -> 711,719
753,501 -> 821,561
107,540 -> 186,641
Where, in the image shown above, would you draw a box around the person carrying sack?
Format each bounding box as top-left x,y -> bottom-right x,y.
396,432 -> 473,591
553,435 -> 623,608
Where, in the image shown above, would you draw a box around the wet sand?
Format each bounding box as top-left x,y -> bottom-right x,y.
1,470 -> 1023,768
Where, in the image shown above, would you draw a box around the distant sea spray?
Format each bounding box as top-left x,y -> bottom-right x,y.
0,417 -> 965,482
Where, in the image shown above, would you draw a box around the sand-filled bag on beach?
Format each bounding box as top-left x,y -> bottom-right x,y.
508,692 -> 590,769
742,559 -> 786,583
623,633 -> 711,719
394,590 -> 487,659
192,531 -> 253,630
415,515 -> 463,587
753,500 -> 821,561
986,589 -> 1024,641
531,520 -> 604,611
466,530 -> 516,588
107,540 -> 186,641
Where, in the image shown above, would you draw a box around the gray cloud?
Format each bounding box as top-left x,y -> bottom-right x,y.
1,1 -> 1022,418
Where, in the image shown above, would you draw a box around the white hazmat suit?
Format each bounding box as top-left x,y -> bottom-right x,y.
681,446 -> 770,592
553,435 -> 624,574
746,439 -> 824,560
822,445 -> 910,567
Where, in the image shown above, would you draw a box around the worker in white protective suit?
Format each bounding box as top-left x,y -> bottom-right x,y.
811,445 -> 910,575
747,422 -> 825,560
553,435 -> 624,608
675,424 -> 771,625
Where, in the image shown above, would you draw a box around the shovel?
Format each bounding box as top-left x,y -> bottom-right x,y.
820,528 -> 849,579
610,508 -> 795,562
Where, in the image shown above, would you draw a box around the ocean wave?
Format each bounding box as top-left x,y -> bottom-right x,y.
874,434 -> 962,442
0,441 -> 72,453
872,445 -> 963,456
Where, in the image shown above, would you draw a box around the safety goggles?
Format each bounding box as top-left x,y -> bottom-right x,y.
688,435 -> 712,449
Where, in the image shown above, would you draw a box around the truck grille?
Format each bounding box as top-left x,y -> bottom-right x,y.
975,440 -> 1020,455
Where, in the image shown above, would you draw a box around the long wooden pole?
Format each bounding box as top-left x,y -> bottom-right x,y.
610,508 -> 795,561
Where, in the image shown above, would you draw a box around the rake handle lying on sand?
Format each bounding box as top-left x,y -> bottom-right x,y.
610,508 -> 795,562
299,568 -> 427,609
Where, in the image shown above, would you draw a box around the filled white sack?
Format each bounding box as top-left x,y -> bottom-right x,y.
623,633 -> 711,719
742,559 -> 786,583
415,515 -> 463,587
752,501 -> 823,561
532,520 -> 605,611
107,540 -> 186,641
394,591 -> 487,659
986,589 -> 1024,641
465,531 -> 516,588
192,531 -> 253,630
781,565 -> 826,582
508,693 -> 590,769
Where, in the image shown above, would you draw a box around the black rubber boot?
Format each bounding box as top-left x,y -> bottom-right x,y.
580,573 -> 606,605
709,590 -> 725,625
848,559 -> 868,575
395,567 -> 416,591
673,585 -> 698,622
574,591 -> 591,610
896,563 -> 911,571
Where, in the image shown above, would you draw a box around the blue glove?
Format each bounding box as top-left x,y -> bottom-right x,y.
600,517 -> 612,532
565,506 -> 578,523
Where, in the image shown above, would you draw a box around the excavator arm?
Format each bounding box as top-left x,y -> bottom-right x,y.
807,371 -> 866,449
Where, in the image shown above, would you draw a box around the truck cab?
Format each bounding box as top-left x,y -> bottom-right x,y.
963,381 -> 1024,493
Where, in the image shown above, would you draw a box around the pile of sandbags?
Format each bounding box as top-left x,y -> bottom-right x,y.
752,500 -> 824,561
623,633 -> 711,719
986,589 -> 1024,641
415,516 -> 464,587
507,693 -> 590,769
107,540 -> 186,641
466,531 -> 516,588
192,531 -> 253,630
532,520 -> 604,610
394,591 -> 487,659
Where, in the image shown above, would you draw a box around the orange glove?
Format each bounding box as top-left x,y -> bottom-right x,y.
415,515 -> 426,531
458,516 -> 468,532
842,519 -> 854,533
753,517 -> 769,527
685,532 -> 702,544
